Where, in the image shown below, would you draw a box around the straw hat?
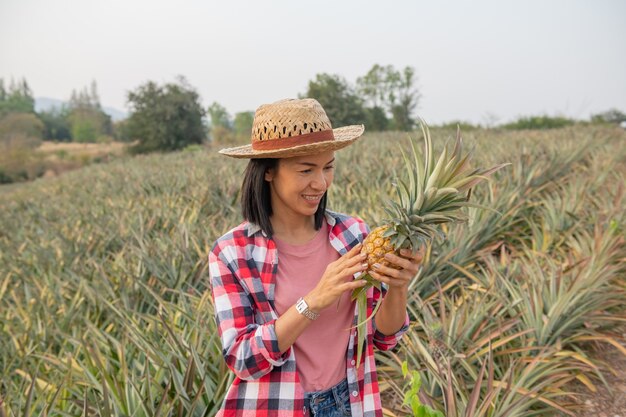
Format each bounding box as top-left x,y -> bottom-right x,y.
219,98 -> 364,159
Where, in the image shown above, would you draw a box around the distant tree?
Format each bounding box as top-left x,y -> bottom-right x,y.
591,108 -> 626,124
0,78 -> 35,117
357,64 -> 387,109
67,81 -> 112,142
503,115 -> 575,130
233,111 -> 254,139
206,102 -> 236,144
436,120 -> 480,131
112,119 -> 133,142
357,64 -> 421,131
126,77 -> 206,153
304,73 -> 366,127
207,102 -> 232,130
364,106 -> 389,131
386,66 -> 420,131
39,107 -> 72,141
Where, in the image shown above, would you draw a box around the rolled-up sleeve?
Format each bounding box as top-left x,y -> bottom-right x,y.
209,247 -> 290,380
371,286 -> 410,351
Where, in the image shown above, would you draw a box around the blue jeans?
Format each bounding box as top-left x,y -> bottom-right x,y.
304,378 -> 352,416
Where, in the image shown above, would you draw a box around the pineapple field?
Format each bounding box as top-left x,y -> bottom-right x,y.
1,125 -> 625,416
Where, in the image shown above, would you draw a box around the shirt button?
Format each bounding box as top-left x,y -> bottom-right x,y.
352,390 -> 358,397
303,406 -> 307,414
351,359 -> 356,366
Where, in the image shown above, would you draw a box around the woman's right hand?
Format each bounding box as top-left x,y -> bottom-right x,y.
305,243 -> 368,312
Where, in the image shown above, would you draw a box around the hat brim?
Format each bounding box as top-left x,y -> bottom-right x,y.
218,125 -> 364,159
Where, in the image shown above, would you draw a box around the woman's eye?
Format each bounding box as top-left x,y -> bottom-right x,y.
301,169 -> 312,174
324,165 -> 335,171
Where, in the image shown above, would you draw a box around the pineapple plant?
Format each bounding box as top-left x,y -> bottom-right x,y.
352,122 -> 509,366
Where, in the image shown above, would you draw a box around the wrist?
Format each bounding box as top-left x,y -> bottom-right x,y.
303,293 -> 322,313
296,296 -> 320,321
386,285 -> 409,299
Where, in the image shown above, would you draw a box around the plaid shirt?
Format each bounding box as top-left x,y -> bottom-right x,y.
209,210 -> 409,417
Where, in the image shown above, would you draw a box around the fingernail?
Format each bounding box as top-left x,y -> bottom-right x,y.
373,263 -> 381,269
361,263 -> 369,268
360,253 -> 367,259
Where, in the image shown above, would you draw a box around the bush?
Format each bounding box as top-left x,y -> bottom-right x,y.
126,77 -> 206,153
436,120 -> 480,131
502,115 -> 575,130
590,108 -> 626,125
0,112 -> 44,142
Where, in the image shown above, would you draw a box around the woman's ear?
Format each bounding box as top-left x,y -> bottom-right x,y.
264,167 -> 274,182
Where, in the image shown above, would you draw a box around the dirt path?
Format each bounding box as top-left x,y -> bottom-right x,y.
565,341 -> 626,416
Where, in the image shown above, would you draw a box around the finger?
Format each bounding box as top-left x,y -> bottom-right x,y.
343,247 -> 368,268
370,270 -> 410,288
385,253 -> 421,273
341,279 -> 368,292
342,261 -> 368,280
372,261 -> 404,278
399,248 -> 424,262
368,270 -> 392,285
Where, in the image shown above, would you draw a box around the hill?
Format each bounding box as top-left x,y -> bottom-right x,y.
35,96 -> 128,121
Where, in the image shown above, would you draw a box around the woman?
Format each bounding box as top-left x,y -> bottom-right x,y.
209,98 -> 423,417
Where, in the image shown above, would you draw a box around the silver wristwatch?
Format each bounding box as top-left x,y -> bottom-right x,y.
296,297 -> 319,321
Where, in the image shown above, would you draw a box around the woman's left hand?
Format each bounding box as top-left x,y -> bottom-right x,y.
368,247 -> 424,291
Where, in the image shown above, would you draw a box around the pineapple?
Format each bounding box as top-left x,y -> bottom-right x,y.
352,121 -> 509,367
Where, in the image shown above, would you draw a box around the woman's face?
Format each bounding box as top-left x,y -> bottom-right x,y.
265,150 -> 335,220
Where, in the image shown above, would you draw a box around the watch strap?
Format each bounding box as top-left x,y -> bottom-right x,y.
296,297 -> 319,320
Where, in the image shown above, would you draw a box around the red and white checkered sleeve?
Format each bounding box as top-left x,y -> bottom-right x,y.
209,246 -> 290,380
371,285 -> 410,351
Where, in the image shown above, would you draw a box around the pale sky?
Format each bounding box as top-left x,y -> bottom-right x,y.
1,0 -> 625,125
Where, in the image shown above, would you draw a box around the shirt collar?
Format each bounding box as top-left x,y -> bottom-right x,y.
245,210 -> 338,238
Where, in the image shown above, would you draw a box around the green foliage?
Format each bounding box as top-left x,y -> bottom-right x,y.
207,102 -> 231,130
38,107 -> 72,141
356,64 -> 421,131
402,361 -> 444,417
0,112 -> 44,142
503,115 -> 575,130
112,119 -> 133,142
435,120 -> 480,131
0,112 -> 44,183
0,77 -> 35,117
69,111 -> 100,142
590,108 -> 626,124
67,81 -> 113,143
126,77 -> 206,153
303,73 -> 366,126
233,111 -> 254,139
364,106 -> 389,131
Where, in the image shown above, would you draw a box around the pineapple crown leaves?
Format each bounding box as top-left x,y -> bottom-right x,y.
383,120 -> 510,247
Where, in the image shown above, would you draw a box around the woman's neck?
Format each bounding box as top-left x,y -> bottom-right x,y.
270,213 -> 319,244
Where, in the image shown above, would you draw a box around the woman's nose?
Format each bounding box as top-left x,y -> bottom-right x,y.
310,172 -> 327,190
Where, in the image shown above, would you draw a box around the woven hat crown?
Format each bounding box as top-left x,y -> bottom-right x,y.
252,98 -> 332,142
219,98 -> 363,158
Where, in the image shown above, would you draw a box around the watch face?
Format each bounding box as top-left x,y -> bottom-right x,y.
296,298 -> 307,313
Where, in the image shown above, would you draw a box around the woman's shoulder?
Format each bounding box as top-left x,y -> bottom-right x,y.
325,210 -> 370,235
211,220 -> 257,252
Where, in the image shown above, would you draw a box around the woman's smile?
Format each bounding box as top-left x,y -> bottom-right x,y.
302,193 -> 324,204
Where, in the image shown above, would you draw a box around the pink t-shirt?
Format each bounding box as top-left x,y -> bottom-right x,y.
273,220 -> 354,392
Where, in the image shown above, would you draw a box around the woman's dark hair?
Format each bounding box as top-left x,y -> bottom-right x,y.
241,158 -> 328,237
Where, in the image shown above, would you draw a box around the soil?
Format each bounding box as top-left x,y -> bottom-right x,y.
564,341 -> 626,417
